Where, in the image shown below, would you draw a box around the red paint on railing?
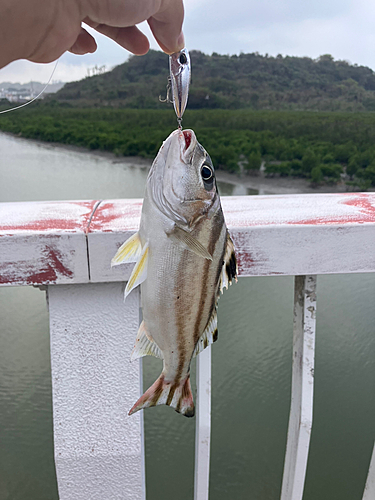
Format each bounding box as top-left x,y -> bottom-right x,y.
285,193 -> 375,226
0,201 -> 98,233
342,193 -> 375,221
0,245 -> 74,285
88,201 -> 143,232
2,218 -> 85,232
43,246 -> 74,279
1,193 -> 374,285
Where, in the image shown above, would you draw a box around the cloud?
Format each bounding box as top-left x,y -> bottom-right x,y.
0,60 -> 84,84
186,0 -> 352,33
184,0 -> 375,70
231,0 -> 375,67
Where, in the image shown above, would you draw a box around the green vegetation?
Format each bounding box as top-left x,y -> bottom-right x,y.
48,50 -> 375,112
1,106 -> 375,187
2,49 -> 375,188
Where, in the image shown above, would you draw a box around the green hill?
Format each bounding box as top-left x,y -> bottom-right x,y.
51,50 -> 375,111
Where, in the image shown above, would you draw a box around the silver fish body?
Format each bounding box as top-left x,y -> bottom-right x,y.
112,129 -> 237,417
169,49 -> 191,120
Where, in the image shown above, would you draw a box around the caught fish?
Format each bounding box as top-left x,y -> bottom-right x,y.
112,128 -> 237,417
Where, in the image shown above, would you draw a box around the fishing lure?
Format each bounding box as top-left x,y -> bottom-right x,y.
160,48 -> 191,128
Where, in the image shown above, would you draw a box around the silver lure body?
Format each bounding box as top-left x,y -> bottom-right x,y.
169,49 -> 191,121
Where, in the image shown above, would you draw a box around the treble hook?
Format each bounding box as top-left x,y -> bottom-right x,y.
159,76 -> 172,103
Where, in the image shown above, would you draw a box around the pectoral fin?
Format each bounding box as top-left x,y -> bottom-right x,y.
131,321 -> 163,361
220,231 -> 238,293
124,242 -> 149,299
111,232 -> 142,266
193,307 -> 218,357
168,226 -> 212,261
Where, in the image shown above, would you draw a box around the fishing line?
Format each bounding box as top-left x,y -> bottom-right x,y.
0,59 -> 59,114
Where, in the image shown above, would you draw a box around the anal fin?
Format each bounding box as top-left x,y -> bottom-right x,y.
131,321 -> 163,361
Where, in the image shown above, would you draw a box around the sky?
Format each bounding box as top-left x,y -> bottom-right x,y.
2,0 -> 375,84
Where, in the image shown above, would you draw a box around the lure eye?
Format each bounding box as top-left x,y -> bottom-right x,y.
201,165 -> 213,181
179,53 -> 187,65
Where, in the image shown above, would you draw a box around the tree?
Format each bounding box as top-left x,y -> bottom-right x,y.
311,166 -> 323,184
245,151 -> 262,171
301,150 -> 318,176
320,163 -> 343,181
347,155 -> 360,177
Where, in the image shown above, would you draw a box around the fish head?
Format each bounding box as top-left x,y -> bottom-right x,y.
148,129 -> 219,225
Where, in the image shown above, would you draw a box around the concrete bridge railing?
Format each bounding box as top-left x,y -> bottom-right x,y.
1,193 -> 374,500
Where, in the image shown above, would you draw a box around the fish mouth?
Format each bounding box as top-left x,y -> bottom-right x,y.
179,129 -> 196,160
182,130 -> 193,150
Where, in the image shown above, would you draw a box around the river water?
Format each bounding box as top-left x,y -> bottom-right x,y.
0,132 -> 374,500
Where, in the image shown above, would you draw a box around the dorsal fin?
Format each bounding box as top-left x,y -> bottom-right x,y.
193,307 -> 218,357
220,231 -> 238,294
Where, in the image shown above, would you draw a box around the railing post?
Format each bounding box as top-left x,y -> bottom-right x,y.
48,283 -> 145,500
280,275 -> 317,500
194,344 -> 212,500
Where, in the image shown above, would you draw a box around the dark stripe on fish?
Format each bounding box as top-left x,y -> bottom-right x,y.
193,257 -> 211,346
182,378 -> 191,400
151,375 -> 165,406
193,210 -> 225,347
166,383 -> 178,406
176,393 -> 182,413
176,377 -> 195,417
175,249 -> 191,386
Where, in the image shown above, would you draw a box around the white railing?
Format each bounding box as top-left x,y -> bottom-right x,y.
0,193 -> 374,500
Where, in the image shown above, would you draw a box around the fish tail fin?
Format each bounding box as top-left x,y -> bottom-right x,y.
128,374 -> 195,418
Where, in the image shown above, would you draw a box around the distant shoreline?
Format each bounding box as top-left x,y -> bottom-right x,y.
2,131 -> 369,195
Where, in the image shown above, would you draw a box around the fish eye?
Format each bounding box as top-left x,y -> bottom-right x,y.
201,165 -> 213,181
179,53 -> 187,65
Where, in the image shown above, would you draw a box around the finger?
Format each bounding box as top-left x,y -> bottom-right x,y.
148,0 -> 185,54
85,22 -> 150,55
69,27 -> 97,55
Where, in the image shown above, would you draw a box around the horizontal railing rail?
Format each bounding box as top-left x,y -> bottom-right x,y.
0,193 -> 374,500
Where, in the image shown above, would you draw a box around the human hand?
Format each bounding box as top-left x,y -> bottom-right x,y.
0,0 -> 184,69
72,0 -> 185,57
